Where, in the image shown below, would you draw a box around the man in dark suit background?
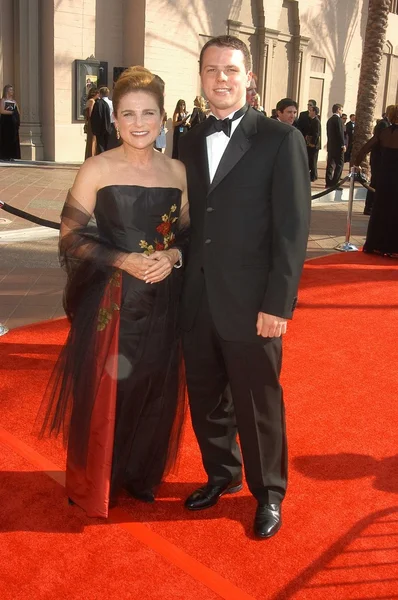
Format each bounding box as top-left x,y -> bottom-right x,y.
306,105 -> 321,181
179,35 -> 311,540
325,103 -> 346,188
296,99 -> 317,137
344,114 -> 355,163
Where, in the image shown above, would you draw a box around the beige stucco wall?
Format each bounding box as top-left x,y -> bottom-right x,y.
1,0 -> 397,163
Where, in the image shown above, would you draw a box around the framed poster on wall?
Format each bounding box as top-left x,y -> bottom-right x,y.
74,60 -> 108,121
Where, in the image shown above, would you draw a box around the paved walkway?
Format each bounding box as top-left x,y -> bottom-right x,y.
0,161 -> 369,330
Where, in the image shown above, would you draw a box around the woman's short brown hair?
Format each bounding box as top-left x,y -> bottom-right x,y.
112,66 -> 164,115
386,104 -> 398,125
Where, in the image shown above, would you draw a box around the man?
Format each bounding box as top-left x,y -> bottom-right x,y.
306,105 -> 321,182
345,114 -> 355,163
90,86 -> 112,153
179,35 -> 310,540
325,103 -> 346,189
276,98 -> 298,125
296,99 -> 316,137
100,86 -> 120,150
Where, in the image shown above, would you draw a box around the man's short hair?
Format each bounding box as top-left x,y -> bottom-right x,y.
342,113 -> 347,118
199,35 -> 252,73
350,113 -> 355,118
332,103 -> 343,113
310,105 -> 320,116
308,99 -> 317,106
276,98 -> 298,113
99,86 -> 110,96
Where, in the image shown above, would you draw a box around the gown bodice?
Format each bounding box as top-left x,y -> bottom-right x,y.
95,185 -> 182,254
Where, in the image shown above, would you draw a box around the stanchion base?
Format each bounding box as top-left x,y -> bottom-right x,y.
335,242 -> 359,252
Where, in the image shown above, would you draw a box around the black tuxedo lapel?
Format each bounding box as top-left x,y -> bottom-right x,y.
208,108 -> 258,196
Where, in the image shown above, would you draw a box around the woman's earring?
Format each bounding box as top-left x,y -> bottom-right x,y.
116,126 -> 120,140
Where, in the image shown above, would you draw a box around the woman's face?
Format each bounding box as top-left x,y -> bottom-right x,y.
180,102 -> 186,112
6,87 -> 14,99
114,90 -> 163,149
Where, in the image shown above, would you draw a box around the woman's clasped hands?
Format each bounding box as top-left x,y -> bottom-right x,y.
121,249 -> 180,284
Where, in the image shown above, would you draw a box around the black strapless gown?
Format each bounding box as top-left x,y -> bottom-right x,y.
37,186 -> 186,517
364,147 -> 398,255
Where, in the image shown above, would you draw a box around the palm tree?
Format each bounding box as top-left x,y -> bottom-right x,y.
351,0 -> 391,166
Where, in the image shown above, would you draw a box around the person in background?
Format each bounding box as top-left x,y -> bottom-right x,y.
0,85 -> 21,161
91,87 -> 113,154
362,108 -> 391,215
276,98 -> 298,126
246,74 -> 257,107
345,114 -> 355,162
172,99 -> 189,159
355,104 -> 398,256
306,105 -> 321,181
252,93 -> 266,116
270,108 -> 278,120
154,75 -> 167,153
101,86 -> 121,150
189,96 -> 207,128
325,103 -> 345,189
341,113 -> 348,152
84,87 -> 99,160
296,99 -> 316,138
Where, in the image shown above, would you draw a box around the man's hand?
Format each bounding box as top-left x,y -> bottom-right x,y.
256,312 -> 288,338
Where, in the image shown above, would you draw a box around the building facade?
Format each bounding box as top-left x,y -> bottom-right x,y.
0,0 -> 397,162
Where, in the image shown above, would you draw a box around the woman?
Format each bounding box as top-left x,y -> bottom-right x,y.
84,87 -> 99,159
0,85 -> 21,161
37,66 -> 189,518
172,99 -> 189,159
189,96 -> 207,128
355,104 -> 398,257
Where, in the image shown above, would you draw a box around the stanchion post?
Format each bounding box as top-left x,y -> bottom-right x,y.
335,166 -> 359,252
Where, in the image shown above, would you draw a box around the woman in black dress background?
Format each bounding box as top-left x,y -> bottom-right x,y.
172,99 -> 189,159
37,66 -> 189,518
355,104 -> 398,257
0,85 -> 21,160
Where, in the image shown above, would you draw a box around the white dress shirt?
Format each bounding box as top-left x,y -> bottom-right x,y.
206,110 -> 245,183
103,96 -> 114,123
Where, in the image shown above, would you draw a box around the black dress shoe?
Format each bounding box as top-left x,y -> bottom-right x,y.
254,503 -> 282,539
185,480 -> 243,511
125,484 -> 155,503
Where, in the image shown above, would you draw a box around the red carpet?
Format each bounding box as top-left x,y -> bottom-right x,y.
1,251 -> 398,600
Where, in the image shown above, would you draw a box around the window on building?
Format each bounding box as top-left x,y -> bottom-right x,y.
311,56 -> 326,73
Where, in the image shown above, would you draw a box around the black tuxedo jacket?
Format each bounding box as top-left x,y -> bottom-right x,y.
296,110 -> 311,136
179,107 -> 311,343
326,114 -> 344,154
345,121 -> 355,145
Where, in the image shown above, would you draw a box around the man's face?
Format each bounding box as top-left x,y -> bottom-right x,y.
201,45 -> 252,118
308,106 -> 316,119
350,115 -> 356,122
308,101 -> 315,110
278,105 -> 297,125
337,106 -> 343,116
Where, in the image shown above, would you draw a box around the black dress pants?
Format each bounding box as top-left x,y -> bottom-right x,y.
307,147 -> 319,181
325,150 -> 344,187
183,290 -> 287,505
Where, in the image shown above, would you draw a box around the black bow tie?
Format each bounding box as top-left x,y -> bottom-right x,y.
205,105 -> 248,138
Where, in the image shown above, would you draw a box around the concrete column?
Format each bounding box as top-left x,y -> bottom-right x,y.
123,0 -> 146,66
14,0 -> 43,160
291,36 -> 310,106
262,30 -> 279,115
0,0 -> 15,88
